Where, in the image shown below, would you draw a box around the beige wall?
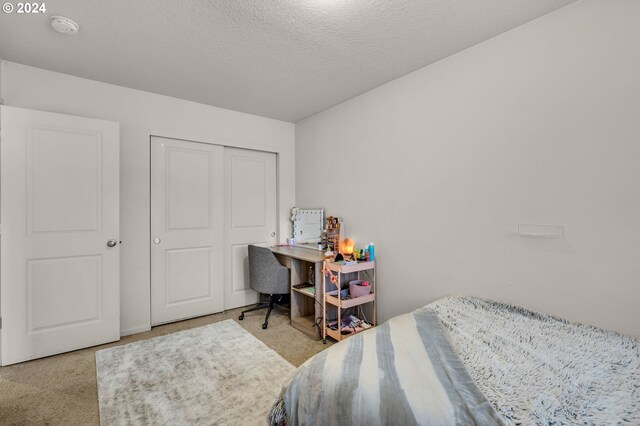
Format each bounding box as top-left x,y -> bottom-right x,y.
295,0 -> 640,337
1,61 -> 295,335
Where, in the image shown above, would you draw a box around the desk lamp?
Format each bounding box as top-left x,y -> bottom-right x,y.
340,238 -> 355,260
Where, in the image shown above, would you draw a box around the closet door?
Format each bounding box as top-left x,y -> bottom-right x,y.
224,148 -> 278,310
150,137 -> 224,325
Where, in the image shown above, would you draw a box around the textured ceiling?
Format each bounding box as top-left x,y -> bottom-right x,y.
0,0 -> 576,122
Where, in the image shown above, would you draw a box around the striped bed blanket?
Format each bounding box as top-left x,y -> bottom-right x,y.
270,297 -> 640,425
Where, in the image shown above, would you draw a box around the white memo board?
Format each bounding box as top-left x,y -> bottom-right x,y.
291,208 -> 324,243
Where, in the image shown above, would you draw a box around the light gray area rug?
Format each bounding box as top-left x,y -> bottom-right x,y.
96,320 -> 295,426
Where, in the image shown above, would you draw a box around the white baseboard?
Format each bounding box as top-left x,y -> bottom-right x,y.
120,325 -> 151,337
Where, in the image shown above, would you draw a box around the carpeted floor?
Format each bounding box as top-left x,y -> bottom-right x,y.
0,307 -> 329,425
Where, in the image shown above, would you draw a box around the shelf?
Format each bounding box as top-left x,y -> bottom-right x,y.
325,292 -> 375,309
322,255 -> 376,343
292,286 -> 316,297
325,324 -> 372,341
326,261 -> 375,274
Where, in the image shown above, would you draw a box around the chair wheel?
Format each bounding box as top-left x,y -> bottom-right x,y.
323,340 -> 327,344
262,323 -> 268,329
239,314 -> 244,320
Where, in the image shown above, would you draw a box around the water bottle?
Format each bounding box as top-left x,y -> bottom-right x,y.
368,243 -> 375,262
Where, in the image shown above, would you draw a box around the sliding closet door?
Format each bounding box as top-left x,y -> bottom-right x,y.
224,148 -> 278,310
150,137 -> 224,325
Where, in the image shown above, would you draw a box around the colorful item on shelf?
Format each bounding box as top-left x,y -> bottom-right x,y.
323,216 -> 342,252
357,249 -> 365,261
349,279 -> 372,298
340,238 -> 355,256
322,260 -> 339,286
340,315 -> 366,334
335,260 -> 357,266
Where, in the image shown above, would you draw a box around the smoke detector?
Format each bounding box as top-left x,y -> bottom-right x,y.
50,16 -> 80,35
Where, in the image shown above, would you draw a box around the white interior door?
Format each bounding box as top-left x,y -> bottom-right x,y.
151,137 -> 224,325
224,148 -> 278,310
0,106 -> 120,366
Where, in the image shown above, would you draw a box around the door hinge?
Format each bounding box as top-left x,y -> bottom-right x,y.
0,317 -> 2,329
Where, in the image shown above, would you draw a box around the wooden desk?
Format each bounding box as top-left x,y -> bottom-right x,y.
270,246 -> 326,340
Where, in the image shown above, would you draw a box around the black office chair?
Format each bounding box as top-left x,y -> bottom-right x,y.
238,245 -> 290,329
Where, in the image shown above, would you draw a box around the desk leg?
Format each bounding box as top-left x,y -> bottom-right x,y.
289,258 -> 300,322
315,261 -> 326,343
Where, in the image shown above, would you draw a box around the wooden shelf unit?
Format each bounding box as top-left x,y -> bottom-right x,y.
271,245 -> 326,341
322,261 -> 376,343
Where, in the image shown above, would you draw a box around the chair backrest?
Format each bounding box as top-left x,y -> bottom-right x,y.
248,245 -> 289,294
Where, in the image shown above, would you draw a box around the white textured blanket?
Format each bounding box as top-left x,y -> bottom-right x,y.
431,297 -> 640,425
272,297 -> 639,425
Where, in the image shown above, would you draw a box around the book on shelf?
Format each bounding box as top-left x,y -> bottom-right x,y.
293,283 -> 316,296
300,287 -> 315,295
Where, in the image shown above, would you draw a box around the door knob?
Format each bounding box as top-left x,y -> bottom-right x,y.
153,238 -> 161,244
271,232 -> 276,237
107,239 -> 118,248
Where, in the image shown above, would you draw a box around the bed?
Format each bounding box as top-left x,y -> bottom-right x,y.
269,297 -> 640,425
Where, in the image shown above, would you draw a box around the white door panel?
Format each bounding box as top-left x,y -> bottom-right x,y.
1,106 -> 120,366
224,148 -> 277,310
151,137 -> 224,325
165,247 -> 212,304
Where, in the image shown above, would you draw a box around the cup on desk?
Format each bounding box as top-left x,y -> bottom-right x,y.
287,237 -> 296,246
